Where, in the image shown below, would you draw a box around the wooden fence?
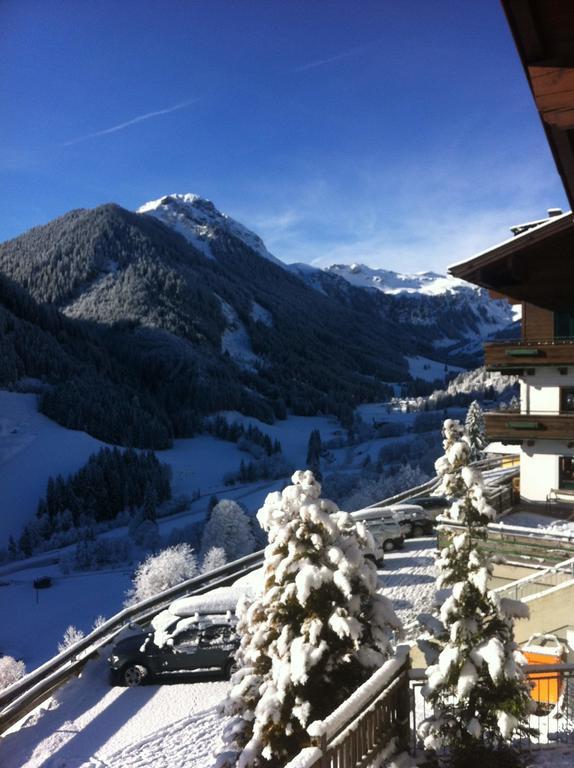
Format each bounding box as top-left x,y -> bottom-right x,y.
285,648 -> 411,768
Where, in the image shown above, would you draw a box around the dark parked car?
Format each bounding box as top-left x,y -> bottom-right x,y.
109,621 -> 239,686
404,496 -> 449,520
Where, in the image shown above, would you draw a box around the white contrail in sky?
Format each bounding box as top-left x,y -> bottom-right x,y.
62,98 -> 197,146
293,43 -> 373,73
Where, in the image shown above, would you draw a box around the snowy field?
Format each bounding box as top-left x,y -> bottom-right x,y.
406,356 -> 464,383
0,391 -> 105,548
0,561 -> 131,669
0,392 -> 344,547
0,539 -> 439,768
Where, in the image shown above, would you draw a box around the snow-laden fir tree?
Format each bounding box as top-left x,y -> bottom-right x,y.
433,419 -> 471,500
218,470 -> 401,767
465,400 -> 486,462
418,433 -> 533,766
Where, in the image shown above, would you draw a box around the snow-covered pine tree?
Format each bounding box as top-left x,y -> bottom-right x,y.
433,419 -> 471,499
306,429 -> 322,481
218,470 -> 401,767
465,400 -> 486,462
418,461 -> 534,766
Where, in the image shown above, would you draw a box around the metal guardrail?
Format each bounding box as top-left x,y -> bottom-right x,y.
0,549 -> 264,735
364,457 -> 505,511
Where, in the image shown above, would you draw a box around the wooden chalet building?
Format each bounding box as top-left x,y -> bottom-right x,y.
450,0 -> 574,503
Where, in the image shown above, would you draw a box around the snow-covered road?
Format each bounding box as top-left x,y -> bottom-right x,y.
0,656 -> 229,768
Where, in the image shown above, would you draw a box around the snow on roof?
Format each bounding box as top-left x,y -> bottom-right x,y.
448,211 -> 572,273
484,441 -> 521,456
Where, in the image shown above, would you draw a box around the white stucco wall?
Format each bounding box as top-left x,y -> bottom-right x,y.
521,371 -> 562,414
520,451 -> 559,502
518,372 -> 574,501
520,442 -> 574,502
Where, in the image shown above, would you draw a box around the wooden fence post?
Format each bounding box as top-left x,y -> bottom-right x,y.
396,664 -> 412,753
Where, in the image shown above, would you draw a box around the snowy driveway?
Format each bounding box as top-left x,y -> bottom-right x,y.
380,537 -> 437,628
0,655 -> 229,768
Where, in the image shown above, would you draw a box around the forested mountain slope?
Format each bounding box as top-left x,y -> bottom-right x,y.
0,196 -> 436,446
0,193 -> 518,449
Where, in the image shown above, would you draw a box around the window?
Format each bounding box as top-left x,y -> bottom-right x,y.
561,388 -> 574,412
174,630 -> 198,649
559,457 -> 574,490
199,625 -> 233,647
555,311 -> 574,339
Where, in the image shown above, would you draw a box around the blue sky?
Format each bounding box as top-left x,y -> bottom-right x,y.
0,0 -> 568,272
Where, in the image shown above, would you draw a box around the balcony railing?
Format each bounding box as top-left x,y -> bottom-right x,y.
485,338 -> 574,371
485,410 -> 574,441
410,664 -> 574,754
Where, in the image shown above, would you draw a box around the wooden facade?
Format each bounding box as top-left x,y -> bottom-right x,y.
502,0 -> 574,210
484,412 -> 574,442
523,303 -> 555,339
484,339 -> 574,370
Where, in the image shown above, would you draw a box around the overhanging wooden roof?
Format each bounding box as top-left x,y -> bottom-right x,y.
449,211 -> 574,310
502,0 -> 574,208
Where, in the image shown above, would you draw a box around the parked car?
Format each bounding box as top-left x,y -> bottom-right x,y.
353,503 -> 433,538
404,495 -> 449,520
365,519 -> 405,561
108,619 -> 239,686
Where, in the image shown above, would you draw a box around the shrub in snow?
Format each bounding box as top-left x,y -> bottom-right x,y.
201,546 -> 227,574
58,625 -> 85,653
219,470 -> 401,767
92,614 -> 107,630
200,500 -> 255,562
124,543 -> 198,606
417,446 -> 533,764
0,656 -> 26,689
465,400 -> 486,462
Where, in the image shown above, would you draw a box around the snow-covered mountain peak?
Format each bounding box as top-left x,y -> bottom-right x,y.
325,263 -> 466,296
137,193 -> 284,266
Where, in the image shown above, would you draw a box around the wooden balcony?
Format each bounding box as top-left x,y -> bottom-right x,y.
485,411 -> 574,442
485,339 -> 574,372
